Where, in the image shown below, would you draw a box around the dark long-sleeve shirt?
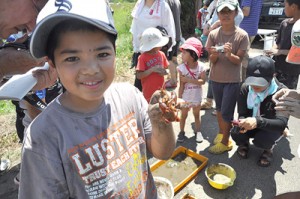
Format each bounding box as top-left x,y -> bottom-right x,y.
237,83 -> 288,133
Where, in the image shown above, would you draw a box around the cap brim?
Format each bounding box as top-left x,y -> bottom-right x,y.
140,37 -> 169,52
30,13 -> 117,59
180,43 -> 200,57
286,45 -> 300,64
217,4 -> 236,12
244,76 -> 270,87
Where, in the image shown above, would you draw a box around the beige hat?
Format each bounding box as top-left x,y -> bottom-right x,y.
139,27 -> 169,52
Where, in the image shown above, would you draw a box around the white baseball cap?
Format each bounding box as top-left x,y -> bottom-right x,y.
30,0 -> 117,59
217,0 -> 239,12
286,19 -> 300,64
139,27 -> 169,52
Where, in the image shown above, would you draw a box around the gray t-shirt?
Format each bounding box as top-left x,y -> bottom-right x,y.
19,83 -> 158,199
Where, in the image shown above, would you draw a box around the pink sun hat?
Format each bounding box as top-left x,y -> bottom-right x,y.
180,37 -> 203,58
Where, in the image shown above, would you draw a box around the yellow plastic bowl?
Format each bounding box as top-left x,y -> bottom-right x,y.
205,163 -> 236,190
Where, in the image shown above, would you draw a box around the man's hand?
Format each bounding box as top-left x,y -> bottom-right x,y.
32,64 -> 58,91
272,88 -> 300,103
275,98 -> 300,119
0,47 -> 45,79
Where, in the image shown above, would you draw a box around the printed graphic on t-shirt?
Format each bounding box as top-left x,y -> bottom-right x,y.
145,56 -> 164,69
67,112 -> 149,198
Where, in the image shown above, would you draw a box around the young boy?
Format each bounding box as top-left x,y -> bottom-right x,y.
18,0 -> 176,198
265,0 -> 300,89
136,27 -> 169,103
206,0 -> 249,154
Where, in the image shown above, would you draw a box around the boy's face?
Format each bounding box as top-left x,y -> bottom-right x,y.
284,0 -> 295,17
49,29 -> 116,110
217,7 -> 237,26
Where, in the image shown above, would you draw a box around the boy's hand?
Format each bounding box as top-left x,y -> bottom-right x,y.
148,90 -> 180,124
224,42 -> 232,57
148,90 -> 166,124
152,66 -> 167,76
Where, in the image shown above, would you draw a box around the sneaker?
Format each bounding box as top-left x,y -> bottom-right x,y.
201,99 -> 213,110
208,142 -> 233,154
14,172 -> 20,186
196,132 -> 204,143
211,109 -> 217,116
0,158 -> 10,173
177,131 -> 186,143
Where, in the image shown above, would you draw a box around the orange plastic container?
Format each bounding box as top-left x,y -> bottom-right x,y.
150,146 -> 208,193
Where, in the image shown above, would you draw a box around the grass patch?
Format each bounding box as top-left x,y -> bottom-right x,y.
111,2 -> 135,80
0,100 -> 14,115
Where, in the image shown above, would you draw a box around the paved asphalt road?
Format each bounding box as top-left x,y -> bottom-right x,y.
149,41 -> 300,199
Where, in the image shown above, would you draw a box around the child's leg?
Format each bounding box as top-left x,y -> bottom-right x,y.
192,105 -> 201,132
180,107 -> 189,132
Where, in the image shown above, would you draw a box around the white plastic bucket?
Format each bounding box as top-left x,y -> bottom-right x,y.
264,36 -> 275,50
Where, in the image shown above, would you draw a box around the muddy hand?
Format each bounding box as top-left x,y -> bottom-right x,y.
275,97 -> 300,119
157,89 -> 181,123
148,90 -> 166,123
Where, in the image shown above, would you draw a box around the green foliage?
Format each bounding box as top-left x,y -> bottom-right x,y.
111,2 -> 135,78
0,100 -> 14,115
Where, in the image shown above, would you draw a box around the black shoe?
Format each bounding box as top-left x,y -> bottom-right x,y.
177,131 -> 186,143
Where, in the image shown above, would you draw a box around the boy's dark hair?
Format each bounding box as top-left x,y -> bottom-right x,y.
46,19 -> 116,63
186,49 -> 199,61
286,0 -> 300,8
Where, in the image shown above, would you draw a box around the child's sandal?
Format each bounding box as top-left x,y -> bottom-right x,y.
237,145 -> 249,159
257,150 -> 273,167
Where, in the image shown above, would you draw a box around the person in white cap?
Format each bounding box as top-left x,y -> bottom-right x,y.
136,27 -> 170,103
130,0 -> 176,92
18,0 -> 177,198
205,0 -> 249,154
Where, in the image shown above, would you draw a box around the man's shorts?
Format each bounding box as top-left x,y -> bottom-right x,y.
211,81 -> 240,122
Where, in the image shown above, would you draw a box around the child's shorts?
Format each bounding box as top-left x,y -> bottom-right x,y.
211,81 -> 240,122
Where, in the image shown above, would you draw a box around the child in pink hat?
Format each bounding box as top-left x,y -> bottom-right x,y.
177,37 -> 206,143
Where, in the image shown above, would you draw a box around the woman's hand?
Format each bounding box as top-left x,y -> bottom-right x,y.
238,117 -> 257,133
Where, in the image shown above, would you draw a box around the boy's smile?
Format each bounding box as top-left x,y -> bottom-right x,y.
49,29 -> 116,112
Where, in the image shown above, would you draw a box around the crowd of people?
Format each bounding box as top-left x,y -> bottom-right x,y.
0,0 -> 300,198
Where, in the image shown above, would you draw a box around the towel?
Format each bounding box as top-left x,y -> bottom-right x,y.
247,78 -> 278,117
131,0 -> 163,19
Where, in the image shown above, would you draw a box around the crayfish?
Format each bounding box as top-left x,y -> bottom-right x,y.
158,88 -> 180,123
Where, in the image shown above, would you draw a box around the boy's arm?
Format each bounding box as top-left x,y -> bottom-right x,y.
136,69 -> 154,79
147,91 -> 176,160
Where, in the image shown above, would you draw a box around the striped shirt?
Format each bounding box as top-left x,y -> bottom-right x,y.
239,0 -> 263,36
